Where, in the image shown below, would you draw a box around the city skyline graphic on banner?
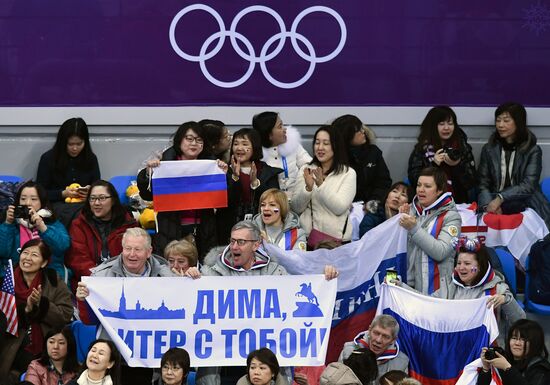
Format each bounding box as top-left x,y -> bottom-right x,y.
99,284 -> 186,320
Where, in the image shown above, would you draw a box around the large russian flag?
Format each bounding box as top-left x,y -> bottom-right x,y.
152,160 -> 227,212
376,284 -> 499,385
264,215 -> 408,363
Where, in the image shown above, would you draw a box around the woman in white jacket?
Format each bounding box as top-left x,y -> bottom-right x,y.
253,111 -> 312,197
291,125 -> 356,248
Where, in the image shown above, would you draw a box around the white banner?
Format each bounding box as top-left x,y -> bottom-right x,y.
82,275 -> 337,367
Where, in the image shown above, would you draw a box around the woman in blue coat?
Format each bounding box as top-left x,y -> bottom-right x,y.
0,181 -> 70,280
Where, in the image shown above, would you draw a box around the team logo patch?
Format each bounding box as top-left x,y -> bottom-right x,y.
448,225 -> 459,237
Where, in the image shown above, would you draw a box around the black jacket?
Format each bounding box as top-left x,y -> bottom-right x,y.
408,128 -> 476,203
350,144 -> 392,203
36,149 -> 101,202
476,356 -> 550,385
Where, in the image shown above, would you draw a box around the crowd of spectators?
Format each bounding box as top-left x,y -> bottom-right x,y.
1,104 -> 550,385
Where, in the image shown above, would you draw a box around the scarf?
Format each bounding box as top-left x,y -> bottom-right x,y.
14,266 -> 44,356
354,331 -> 400,364
18,224 -> 40,249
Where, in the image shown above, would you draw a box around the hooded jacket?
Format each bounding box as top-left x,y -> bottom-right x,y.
200,245 -> 287,277
406,192 -> 461,294
319,363 -> 362,385
478,131 -> 550,228
261,126 -> 312,197
434,264 -> 525,324
338,331 -> 409,382
252,211 -> 307,251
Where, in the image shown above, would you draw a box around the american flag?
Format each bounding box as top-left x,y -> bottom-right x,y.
0,259 -> 18,336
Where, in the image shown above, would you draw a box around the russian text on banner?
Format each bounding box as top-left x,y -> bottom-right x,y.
152,159 -> 227,212
376,283 -> 498,385
264,215 -> 408,362
83,275 -> 336,367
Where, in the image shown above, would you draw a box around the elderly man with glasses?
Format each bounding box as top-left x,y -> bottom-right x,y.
186,220 -> 338,385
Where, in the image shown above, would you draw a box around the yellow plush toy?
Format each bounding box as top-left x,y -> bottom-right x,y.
65,183 -> 86,203
125,181 -> 155,229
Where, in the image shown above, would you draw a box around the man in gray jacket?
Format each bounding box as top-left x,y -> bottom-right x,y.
338,314 -> 409,381
186,221 -> 339,385
76,227 -> 175,385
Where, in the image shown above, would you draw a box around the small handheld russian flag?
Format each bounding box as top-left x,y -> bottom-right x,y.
152,160 -> 228,212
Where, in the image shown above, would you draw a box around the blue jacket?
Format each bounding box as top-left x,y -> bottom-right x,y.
0,220 -> 71,279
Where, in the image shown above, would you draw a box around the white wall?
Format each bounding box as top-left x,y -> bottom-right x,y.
1,106 -> 549,182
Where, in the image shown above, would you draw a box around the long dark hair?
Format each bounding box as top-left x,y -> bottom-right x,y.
82,339 -> 121,385
414,106 -> 462,151
494,102 -> 529,146
52,118 -> 95,173
15,181 -> 56,222
333,114 -> 371,146
505,319 -> 548,369
199,119 -> 226,156
456,245 -> 491,286
171,121 -> 209,159
252,111 -> 279,147
310,125 -> 349,175
38,325 -> 79,373
82,180 -> 128,228
230,128 -> 263,162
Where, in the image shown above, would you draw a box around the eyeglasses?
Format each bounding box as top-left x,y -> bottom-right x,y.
89,195 -> 112,203
184,135 -> 204,145
510,336 -> 526,343
162,365 -> 183,372
229,238 -> 258,246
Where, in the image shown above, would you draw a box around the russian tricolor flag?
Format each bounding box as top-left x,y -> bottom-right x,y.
152,160 -> 227,212
263,215 -> 409,363
377,284 -> 499,385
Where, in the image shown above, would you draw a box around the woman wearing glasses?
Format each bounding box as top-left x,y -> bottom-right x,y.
153,348 -> 191,385
66,180 -> 137,292
137,121 -> 227,259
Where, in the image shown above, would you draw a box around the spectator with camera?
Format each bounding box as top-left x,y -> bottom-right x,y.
478,319 -> 550,385
0,181 -> 70,279
408,106 -> 476,203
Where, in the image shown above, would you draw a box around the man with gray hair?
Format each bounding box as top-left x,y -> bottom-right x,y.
187,220 -> 339,385
338,314 -> 409,380
75,227 -> 175,385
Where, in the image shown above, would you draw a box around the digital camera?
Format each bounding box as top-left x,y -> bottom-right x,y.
13,205 -> 30,220
444,147 -> 462,161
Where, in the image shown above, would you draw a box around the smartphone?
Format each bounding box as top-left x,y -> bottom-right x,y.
386,269 -> 398,284
77,186 -> 89,193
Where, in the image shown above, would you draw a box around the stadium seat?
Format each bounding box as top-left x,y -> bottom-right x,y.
109,175 -> 135,205
70,320 -> 98,363
524,255 -> 550,315
0,175 -> 23,183
494,248 -> 517,294
187,371 -> 196,385
541,177 -> 550,202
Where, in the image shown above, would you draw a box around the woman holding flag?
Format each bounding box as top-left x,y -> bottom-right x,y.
0,239 -> 73,376
398,166 -> 461,295
137,121 -> 227,258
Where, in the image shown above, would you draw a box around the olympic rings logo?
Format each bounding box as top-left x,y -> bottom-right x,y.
169,4 -> 347,89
